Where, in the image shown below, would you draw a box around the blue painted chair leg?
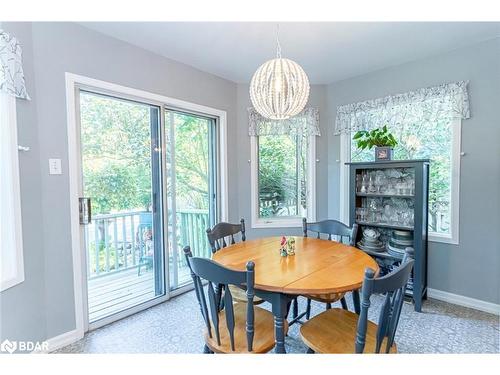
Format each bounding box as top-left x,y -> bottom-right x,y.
203,344 -> 213,354
352,290 -> 361,314
340,297 -> 348,310
306,348 -> 315,354
292,298 -> 299,319
326,302 -> 332,310
306,298 -> 312,320
216,285 -> 224,311
272,296 -> 289,354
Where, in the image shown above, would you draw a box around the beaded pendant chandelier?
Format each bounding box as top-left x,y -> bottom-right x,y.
249,26 -> 310,120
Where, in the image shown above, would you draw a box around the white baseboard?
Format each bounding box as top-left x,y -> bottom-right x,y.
33,328 -> 84,353
427,288 -> 500,315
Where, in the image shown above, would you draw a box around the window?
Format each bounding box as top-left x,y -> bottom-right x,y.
0,93 -> 24,291
342,118 -> 461,244
337,81 -> 468,245
251,133 -> 316,228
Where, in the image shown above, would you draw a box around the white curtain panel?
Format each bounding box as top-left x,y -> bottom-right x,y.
248,106 -> 320,136
0,29 -> 30,100
334,81 -> 470,135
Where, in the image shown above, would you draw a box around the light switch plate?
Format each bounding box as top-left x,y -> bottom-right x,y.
48,158 -> 62,175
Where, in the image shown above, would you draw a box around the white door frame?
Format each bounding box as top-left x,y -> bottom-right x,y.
65,72 -> 228,336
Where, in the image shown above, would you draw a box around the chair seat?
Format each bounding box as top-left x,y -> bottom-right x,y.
300,308 -> 397,354
228,285 -> 264,305
205,303 -> 288,353
305,292 -> 346,304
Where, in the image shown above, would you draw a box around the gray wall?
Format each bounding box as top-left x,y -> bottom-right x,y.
327,38 -> 500,304
0,22 -> 238,341
235,83 -> 329,239
0,22 -> 47,344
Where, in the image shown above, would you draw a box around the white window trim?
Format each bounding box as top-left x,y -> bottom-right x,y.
0,94 -> 25,291
339,132 -> 350,225
339,119 -> 461,245
432,119 -> 461,245
250,135 -> 316,229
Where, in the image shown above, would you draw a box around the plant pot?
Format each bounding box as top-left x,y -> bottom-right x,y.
375,147 -> 393,161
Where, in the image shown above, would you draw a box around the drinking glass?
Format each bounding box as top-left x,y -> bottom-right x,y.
356,207 -> 362,221
357,207 -> 367,222
361,173 -> 369,193
356,174 -> 362,192
368,175 -> 377,193
375,170 -> 386,194
396,182 -> 404,195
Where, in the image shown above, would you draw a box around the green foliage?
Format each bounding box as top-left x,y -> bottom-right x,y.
169,112 -> 210,210
81,93 -> 153,214
258,134 -> 307,217
353,126 -> 398,150
84,164 -> 138,213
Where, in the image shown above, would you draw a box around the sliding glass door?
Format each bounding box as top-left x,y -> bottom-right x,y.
78,88 -> 220,326
79,91 -> 165,324
165,110 -> 217,290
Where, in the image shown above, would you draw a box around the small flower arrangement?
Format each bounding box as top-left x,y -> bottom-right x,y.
287,237 -> 296,255
280,236 -> 288,257
280,236 -> 296,256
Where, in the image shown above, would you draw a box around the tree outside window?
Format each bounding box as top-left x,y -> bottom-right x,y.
257,134 -> 309,219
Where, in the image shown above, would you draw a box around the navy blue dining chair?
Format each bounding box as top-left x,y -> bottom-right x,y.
289,218 -> 359,324
206,219 -> 264,306
184,246 -> 285,353
299,248 -> 414,353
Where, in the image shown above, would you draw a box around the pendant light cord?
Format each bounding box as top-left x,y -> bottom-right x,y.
276,24 -> 282,59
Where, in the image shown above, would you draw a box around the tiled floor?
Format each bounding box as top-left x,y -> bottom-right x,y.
56,291 -> 500,354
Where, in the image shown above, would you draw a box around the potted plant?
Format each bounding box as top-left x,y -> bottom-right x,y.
353,126 -> 398,161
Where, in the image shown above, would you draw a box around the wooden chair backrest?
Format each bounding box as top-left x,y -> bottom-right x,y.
303,218 -> 358,246
206,219 -> 246,253
355,248 -> 415,353
183,246 -> 256,352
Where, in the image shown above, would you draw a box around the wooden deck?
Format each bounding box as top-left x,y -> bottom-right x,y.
88,268 -> 156,323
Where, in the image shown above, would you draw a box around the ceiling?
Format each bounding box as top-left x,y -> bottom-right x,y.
80,22 -> 500,84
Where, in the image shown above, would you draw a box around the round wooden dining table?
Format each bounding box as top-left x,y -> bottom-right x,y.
212,236 -> 379,353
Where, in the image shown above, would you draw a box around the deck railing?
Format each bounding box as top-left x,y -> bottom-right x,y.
85,209 -> 210,280
259,196 -> 303,217
177,209 -> 212,259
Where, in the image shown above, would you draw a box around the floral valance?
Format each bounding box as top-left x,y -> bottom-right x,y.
334,81 -> 470,135
0,30 -> 30,99
248,107 -> 320,136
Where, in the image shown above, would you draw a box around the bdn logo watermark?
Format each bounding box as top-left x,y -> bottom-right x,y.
1,339 -> 48,353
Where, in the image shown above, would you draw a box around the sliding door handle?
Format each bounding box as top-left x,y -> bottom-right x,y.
79,197 -> 92,224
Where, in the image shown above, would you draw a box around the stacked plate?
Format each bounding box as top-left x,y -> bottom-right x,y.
357,228 -> 385,253
387,230 -> 413,258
